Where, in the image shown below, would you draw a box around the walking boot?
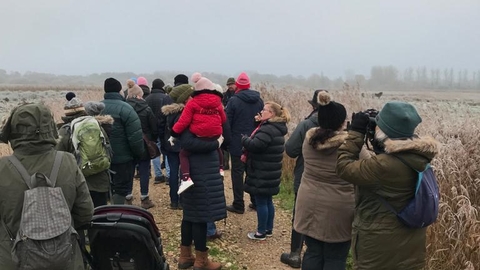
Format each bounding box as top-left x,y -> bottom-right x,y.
141,197 -> 155,209
193,249 -> 222,270
178,245 -> 195,269
280,251 -> 301,268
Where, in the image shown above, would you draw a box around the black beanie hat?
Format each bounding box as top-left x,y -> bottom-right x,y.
104,78 -> 122,93
152,78 -> 165,89
65,92 -> 76,101
174,74 -> 189,86
316,91 -> 347,130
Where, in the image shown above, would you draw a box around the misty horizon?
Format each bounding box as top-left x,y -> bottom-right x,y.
1,0 -> 479,78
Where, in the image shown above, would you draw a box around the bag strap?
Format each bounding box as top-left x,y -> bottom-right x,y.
7,152 -> 63,189
7,155 -> 33,189
49,151 -> 64,187
391,154 -> 420,172
0,217 -> 15,243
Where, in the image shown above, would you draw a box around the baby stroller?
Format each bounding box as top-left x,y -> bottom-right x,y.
86,205 -> 169,270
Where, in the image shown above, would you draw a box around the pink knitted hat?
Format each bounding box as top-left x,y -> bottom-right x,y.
191,72 -> 215,91
137,76 -> 148,86
235,72 -> 250,90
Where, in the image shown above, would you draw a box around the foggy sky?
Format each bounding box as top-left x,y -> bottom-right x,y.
1,0 -> 479,78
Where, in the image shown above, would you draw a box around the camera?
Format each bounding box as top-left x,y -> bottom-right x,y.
362,109 -> 380,152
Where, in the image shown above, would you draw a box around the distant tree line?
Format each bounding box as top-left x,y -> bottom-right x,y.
0,66 -> 479,91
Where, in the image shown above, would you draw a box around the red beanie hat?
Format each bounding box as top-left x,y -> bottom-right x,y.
235,72 -> 250,90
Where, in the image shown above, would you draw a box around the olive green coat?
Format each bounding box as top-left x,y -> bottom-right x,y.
0,103 -> 94,270
336,131 -> 440,270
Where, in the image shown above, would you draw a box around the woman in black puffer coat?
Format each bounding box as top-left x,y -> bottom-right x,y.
125,83 -> 158,209
242,101 -> 290,241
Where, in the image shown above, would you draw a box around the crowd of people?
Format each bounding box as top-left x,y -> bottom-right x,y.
0,71 -> 440,270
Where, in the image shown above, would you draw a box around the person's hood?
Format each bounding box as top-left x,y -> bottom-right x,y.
126,98 -> 149,113
265,117 -> 288,136
235,89 -> 262,104
383,135 -> 441,171
151,88 -> 167,94
0,103 -> 58,155
191,90 -> 223,109
140,85 -> 151,98
94,115 -> 114,126
305,128 -> 347,155
161,103 -> 185,116
60,111 -> 88,125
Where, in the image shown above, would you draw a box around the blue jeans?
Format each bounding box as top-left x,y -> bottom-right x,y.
255,195 -> 274,234
127,159 -> 151,197
302,236 -> 351,270
207,222 -> 217,237
152,141 -> 170,178
165,155 -> 170,178
165,151 -> 180,204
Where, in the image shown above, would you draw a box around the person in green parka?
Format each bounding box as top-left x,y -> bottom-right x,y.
336,101 -> 441,270
101,78 -> 144,205
0,103 -> 94,270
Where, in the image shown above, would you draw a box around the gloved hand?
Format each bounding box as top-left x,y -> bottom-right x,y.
168,136 -> 177,146
217,135 -> 224,148
349,112 -> 370,134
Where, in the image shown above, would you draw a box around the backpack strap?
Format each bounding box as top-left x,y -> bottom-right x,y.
49,151 -> 64,187
7,155 -> 33,189
391,154 -> 419,172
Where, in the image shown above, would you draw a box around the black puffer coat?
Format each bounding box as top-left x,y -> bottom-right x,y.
180,130 -> 227,223
242,117 -> 288,196
145,88 -> 173,125
126,98 -> 158,160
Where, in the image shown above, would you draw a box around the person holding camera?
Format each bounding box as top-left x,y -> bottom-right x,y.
336,101 -> 440,270
294,91 -> 370,270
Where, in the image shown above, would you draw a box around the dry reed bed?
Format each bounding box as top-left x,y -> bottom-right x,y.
0,84 -> 478,270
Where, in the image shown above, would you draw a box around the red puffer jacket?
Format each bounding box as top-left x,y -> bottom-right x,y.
172,90 -> 226,138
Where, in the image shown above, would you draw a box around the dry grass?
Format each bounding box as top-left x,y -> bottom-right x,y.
0,84 -> 479,269
256,83 -> 480,270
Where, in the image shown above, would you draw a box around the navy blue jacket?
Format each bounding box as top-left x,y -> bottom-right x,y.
225,89 -> 263,156
180,130 -> 227,223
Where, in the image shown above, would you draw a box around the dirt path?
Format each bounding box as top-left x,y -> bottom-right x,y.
130,169 -> 295,270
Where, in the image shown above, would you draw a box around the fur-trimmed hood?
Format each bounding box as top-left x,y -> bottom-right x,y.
306,128 -> 348,151
384,135 -> 441,158
161,103 -> 185,116
267,116 -> 288,123
94,115 -> 114,125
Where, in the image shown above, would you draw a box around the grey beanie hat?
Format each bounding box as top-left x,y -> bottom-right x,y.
84,101 -> 106,116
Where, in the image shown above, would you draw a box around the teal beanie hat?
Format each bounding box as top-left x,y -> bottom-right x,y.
376,101 -> 422,138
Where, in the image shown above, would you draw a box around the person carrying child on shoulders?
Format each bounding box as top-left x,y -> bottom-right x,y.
171,72 -> 226,194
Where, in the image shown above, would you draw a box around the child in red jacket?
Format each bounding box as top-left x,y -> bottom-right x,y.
172,73 -> 226,194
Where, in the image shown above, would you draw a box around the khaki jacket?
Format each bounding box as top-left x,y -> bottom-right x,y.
336,131 -> 440,270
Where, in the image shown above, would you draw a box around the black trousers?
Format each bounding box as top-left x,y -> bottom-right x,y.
181,220 -> 207,252
230,155 -> 255,210
291,192 -> 304,252
89,191 -> 108,208
110,161 -> 134,197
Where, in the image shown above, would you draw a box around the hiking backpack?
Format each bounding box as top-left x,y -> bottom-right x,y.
1,152 -> 79,270
378,155 -> 440,228
68,116 -> 111,177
